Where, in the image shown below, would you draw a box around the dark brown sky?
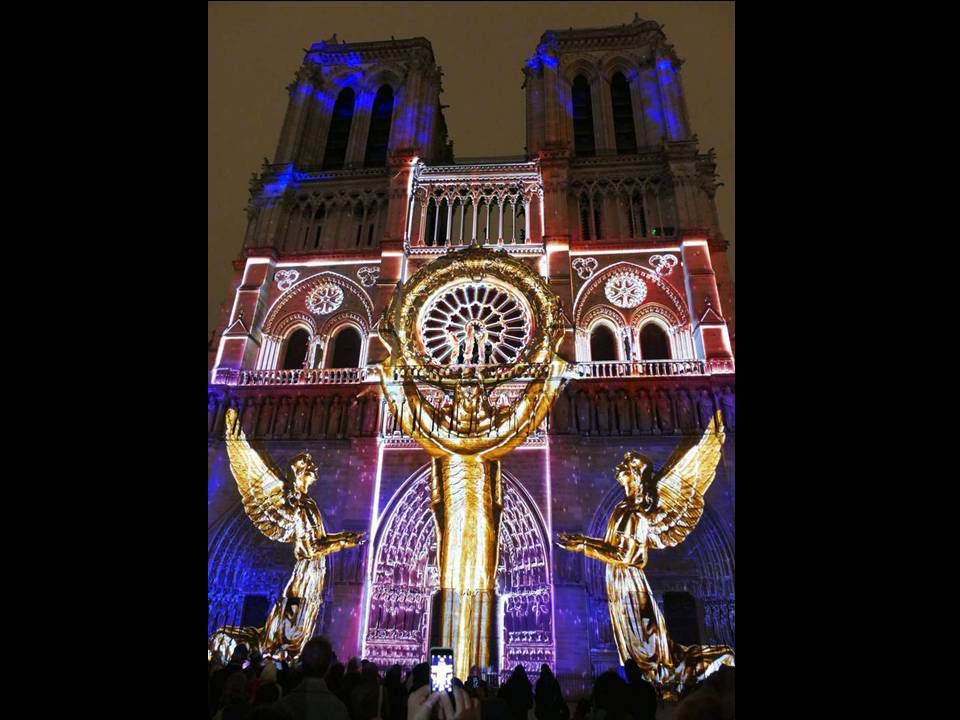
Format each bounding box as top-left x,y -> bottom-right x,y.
208,2 -> 734,335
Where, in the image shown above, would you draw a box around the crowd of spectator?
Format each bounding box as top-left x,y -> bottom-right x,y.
208,639 -> 734,720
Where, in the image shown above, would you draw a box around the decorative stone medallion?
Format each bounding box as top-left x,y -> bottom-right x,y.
649,254 -> 678,277
604,272 -> 647,308
572,257 -> 598,280
357,266 -> 380,288
305,283 -> 344,315
275,269 -> 300,291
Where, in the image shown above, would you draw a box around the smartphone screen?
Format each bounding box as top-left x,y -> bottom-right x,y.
429,647 -> 454,693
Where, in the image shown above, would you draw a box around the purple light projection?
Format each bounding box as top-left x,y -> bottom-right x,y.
361,466 -> 555,679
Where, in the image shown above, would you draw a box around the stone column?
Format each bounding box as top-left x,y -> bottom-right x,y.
471,197 -> 479,242
524,198 -> 531,243
681,239 -> 732,360
445,197 -> 453,244
275,68 -> 315,164
416,193 -> 428,246
346,90 -> 374,167
498,198 -> 504,241
638,63 -> 664,144
331,200 -> 345,248
595,75 -> 615,153
542,62 -> 560,145
629,73 -> 649,148
243,206 -> 260,248
360,202 -> 370,247
588,193 -> 597,240
590,78 -> 607,154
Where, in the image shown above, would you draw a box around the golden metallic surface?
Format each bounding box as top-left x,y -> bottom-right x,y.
379,245 -> 570,679
557,413 -> 735,699
209,408 -> 366,661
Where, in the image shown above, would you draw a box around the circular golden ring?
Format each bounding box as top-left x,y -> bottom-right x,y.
381,246 -> 564,384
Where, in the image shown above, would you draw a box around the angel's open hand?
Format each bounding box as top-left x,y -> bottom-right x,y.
320,531 -> 366,552
556,532 -> 585,552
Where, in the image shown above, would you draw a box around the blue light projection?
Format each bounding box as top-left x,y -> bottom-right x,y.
305,43 -> 367,114
296,40 -> 441,154
637,67 -> 664,142
525,32 -> 559,71
262,164 -> 310,197
655,58 -> 683,140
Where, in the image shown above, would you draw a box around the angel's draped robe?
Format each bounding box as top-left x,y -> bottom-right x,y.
604,499 -> 734,694
259,493 -> 329,658
211,492 -> 329,660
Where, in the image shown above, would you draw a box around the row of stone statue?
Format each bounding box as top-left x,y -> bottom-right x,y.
208,383 -> 735,440
550,385 -> 735,436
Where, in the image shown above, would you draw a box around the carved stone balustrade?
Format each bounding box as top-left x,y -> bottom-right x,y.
212,359 -> 732,388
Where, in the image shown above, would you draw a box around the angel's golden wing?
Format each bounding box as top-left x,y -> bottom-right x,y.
646,411 -> 726,549
224,408 -> 296,543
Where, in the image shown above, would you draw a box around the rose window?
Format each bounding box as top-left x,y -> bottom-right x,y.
305,283 -> 344,315
418,282 -> 531,365
604,272 -> 647,308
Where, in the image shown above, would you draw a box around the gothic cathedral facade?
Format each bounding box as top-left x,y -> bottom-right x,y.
208,16 -> 734,691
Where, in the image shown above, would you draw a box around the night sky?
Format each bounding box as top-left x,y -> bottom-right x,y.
208,2 -> 733,336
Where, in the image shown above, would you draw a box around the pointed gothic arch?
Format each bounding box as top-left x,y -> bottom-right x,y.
361,465 -> 555,676
572,260 -> 688,329
264,271 -> 374,335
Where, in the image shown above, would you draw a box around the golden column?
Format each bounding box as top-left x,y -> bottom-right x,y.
378,245 -> 569,679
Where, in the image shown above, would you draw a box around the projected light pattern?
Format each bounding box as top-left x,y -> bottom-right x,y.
604,272 -> 647,308
419,282 -> 531,365
263,164 -> 306,197
525,32 -> 559,71
362,469 -> 554,674
306,283 -> 344,315
656,59 -> 684,140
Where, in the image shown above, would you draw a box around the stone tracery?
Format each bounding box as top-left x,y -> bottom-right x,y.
604,271 -> 647,308
418,281 -> 532,365
305,283 -> 345,315
362,467 -> 555,675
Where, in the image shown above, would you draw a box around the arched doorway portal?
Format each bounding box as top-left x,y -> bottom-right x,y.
362,466 -> 555,677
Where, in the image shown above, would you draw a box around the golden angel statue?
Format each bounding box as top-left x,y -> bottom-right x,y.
557,413 -> 734,699
209,408 -> 366,661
